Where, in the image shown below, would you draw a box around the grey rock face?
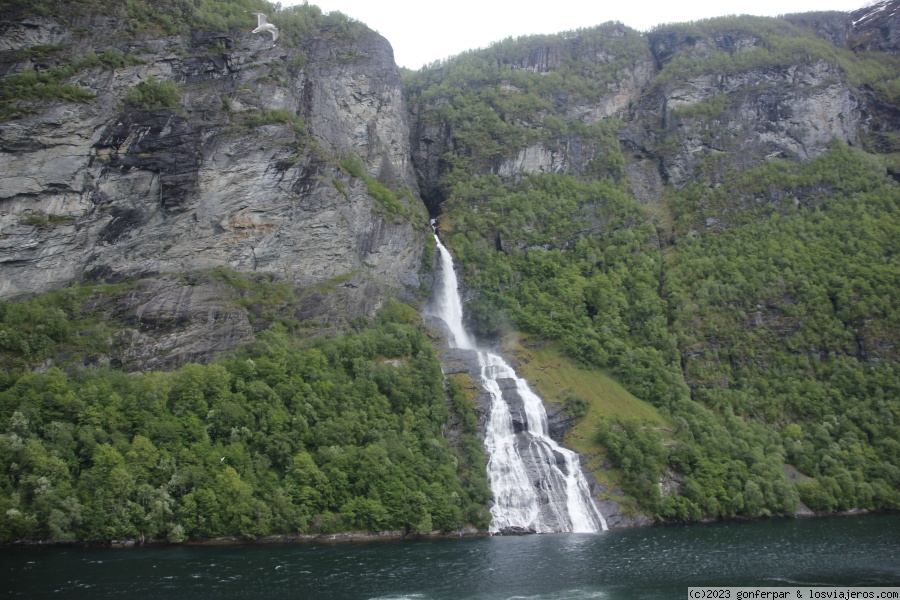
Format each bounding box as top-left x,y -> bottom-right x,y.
497,377 -> 528,433
849,0 -> 900,54
0,17 -> 426,317
0,17 -> 72,52
597,497 -> 654,529
104,275 -> 256,371
641,35 -> 864,186
301,34 -> 418,189
496,143 -> 567,177
544,402 -> 576,444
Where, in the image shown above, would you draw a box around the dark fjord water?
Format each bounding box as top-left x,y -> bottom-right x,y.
4,513 -> 898,599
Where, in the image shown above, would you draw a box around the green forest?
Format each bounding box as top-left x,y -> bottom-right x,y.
428,143 -> 899,520
0,294 -> 490,541
404,16 -> 900,520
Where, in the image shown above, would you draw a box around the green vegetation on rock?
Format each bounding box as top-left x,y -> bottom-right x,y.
2,0 -> 366,45
0,297 -> 490,541
123,77 -> 181,110
407,14 -> 900,522
339,154 -> 424,224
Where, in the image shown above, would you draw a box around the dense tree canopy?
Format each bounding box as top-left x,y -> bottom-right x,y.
406,15 -> 900,521
0,300 -> 490,541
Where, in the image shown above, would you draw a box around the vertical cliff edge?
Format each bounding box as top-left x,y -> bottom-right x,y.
0,3 -> 429,369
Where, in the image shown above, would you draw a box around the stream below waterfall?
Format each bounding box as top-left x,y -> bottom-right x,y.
425,225 -> 606,533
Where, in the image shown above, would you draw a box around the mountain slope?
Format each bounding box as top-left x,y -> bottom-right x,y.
404,7 -> 900,521
0,0 -> 490,543
0,0 -> 897,541
0,0 -> 427,325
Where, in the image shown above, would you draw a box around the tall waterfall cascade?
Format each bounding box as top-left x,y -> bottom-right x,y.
426,223 -> 607,533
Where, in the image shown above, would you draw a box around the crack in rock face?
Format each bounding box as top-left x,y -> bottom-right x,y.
0,17 -> 425,316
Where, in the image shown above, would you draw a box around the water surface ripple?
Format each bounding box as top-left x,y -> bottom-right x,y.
4,514 -> 899,599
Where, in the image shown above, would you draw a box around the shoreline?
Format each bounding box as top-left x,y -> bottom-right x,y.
0,527 -> 489,549
2,509 -> 892,549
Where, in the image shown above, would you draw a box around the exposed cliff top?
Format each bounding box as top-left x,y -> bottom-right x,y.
850,0 -> 900,53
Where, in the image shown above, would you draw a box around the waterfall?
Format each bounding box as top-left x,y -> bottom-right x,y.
426,223 -> 607,533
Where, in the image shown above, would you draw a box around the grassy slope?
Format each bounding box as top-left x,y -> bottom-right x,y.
506,337 -> 669,500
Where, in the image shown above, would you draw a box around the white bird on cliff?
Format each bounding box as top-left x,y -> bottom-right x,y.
251,12 -> 279,45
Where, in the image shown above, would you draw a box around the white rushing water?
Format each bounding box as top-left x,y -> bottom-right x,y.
427,224 -> 607,533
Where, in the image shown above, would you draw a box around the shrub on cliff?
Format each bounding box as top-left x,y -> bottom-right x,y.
123,76 -> 181,110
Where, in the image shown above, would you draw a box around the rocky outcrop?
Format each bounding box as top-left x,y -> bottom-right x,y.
0,11 -> 426,324
496,143 -> 567,177
425,328 -> 494,425
596,496 -> 654,529
564,51 -> 657,125
639,33 -> 863,188
96,275 -> 257,372
849,0 -> 900,54
670,63 -> 858,185
0,16 -> 71,52
408,25 -> 656,213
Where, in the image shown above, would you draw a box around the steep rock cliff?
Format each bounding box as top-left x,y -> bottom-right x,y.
407,11 -> 898,206
0,5 -> 428,366
638,35 -> 861,190
0,8 -> 423,295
